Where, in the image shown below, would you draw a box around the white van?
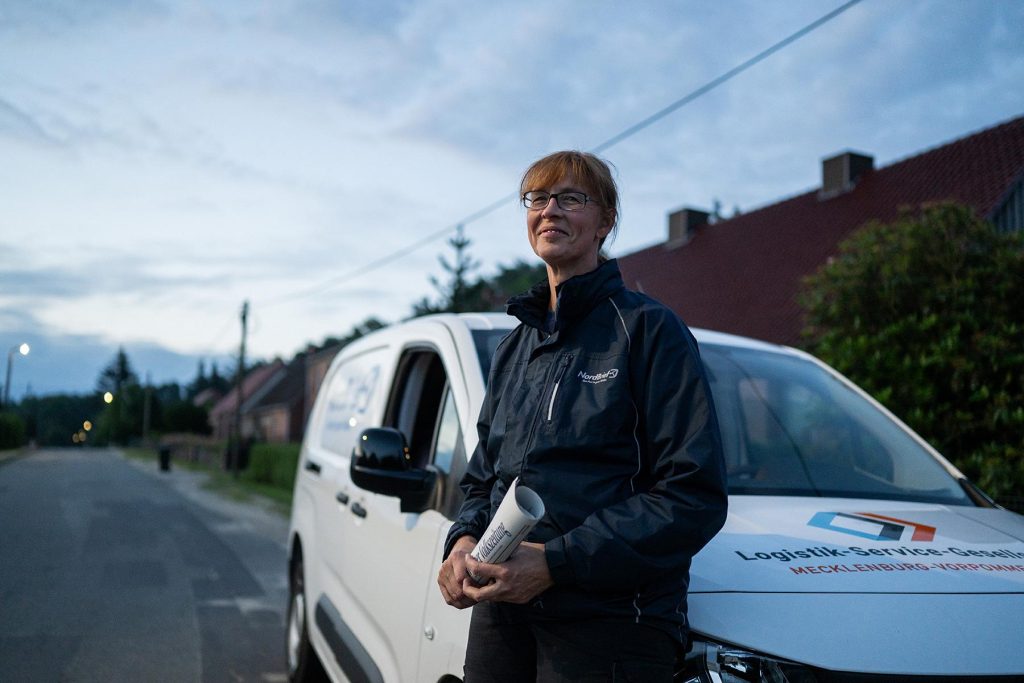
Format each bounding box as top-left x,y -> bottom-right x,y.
286,313 -> 1024,682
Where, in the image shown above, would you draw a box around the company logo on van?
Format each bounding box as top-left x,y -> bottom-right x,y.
809,512 -> 937,542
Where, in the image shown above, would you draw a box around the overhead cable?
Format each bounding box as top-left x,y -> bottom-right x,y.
263,0 -> 864,306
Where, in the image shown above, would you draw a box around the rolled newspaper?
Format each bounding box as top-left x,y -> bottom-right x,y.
469,477 -> 545,583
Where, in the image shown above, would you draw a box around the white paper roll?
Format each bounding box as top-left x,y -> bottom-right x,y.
469,477 -> 545,581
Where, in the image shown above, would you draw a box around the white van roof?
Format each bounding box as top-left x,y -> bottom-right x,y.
441,312 -> 792,356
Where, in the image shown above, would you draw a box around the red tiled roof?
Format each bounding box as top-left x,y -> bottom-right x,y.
617,115 -> 1024,346
208,360 -> 284,419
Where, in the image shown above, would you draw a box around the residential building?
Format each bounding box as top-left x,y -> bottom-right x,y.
618,115 -> 1024,346
208,360 -> 284,440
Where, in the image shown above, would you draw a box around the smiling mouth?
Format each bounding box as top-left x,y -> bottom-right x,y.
539,228 -> 568,237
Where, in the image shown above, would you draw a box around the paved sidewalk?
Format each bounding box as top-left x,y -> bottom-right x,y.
0,447 -> 29,467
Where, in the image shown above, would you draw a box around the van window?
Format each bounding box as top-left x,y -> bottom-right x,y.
318,350 -> 383,457
385,349 -> 466,517
472,329 -> 511,383
386,351 -> 447,468
432,388 -> 467,518
702,344 -> 971,506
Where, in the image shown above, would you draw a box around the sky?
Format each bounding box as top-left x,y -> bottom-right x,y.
2,0 -> 1023,400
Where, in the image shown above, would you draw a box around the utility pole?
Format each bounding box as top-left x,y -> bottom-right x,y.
142,371 -> 152,445
231,300 -> 249,476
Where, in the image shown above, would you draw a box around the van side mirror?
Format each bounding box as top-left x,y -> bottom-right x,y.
350,427 -> 438,513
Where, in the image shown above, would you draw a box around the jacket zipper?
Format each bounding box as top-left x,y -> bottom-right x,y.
546,354 -> 573,421
520,352 -> 574,476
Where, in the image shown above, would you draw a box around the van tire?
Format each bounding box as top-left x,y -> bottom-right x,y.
287,553 -> 328,683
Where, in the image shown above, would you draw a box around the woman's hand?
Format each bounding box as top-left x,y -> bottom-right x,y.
437,535 -> 479,609
461,542 -> 554,605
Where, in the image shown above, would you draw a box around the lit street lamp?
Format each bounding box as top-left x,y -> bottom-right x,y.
103,392 -> 114,404
3,343 -> 30,409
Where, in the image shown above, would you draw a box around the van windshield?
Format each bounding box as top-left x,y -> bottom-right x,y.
472,329 -> 512,380
701,344 -> 971,505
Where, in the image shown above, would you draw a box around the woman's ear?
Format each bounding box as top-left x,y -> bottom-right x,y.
601,208 -> 617,236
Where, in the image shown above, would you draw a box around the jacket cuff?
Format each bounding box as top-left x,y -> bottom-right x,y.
443,524 -> 479,561
544,536 -> 575,585
443,525 -> 467,560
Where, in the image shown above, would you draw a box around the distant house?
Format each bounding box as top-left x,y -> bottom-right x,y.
191,387 -> 222,409
208,360 -> 284,440
617,115 -> 1024,346
246,357 -> 307,444
303,344 -> 342,428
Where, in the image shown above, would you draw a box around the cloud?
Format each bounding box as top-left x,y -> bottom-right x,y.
0,96 -> 65,146
0,0 -> 169,33
1,0 -> 1022,397
0,267 -> 89,298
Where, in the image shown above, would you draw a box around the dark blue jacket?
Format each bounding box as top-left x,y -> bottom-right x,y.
444,259 -> 728,642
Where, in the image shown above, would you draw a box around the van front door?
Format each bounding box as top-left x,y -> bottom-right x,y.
341,333 -> 470,682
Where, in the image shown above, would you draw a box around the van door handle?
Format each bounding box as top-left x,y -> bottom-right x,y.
304,460 -> 321,475
335,492 -> 349,505
350,502 -> 367,518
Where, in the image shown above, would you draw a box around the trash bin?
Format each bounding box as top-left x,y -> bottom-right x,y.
158,445 -> 171,472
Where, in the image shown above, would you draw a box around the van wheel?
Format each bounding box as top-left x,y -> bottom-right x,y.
287,555 -> 327,682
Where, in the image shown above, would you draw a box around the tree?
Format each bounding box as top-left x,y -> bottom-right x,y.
799,203 -> 1024,498
15,393 -> 106,446
192,359 -> 207,394
163,401 -> 212,435
96,347 -> 139,395
471,260 -> 547,310
208,363 -> 229,394
0,412 -> 26,449
413,224 -> 480,315
94,348 -> 142,445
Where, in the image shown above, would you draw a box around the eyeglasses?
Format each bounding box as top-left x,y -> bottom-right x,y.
521,191 -> 596,212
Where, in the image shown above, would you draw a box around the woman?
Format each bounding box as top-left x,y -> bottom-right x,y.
438,151 -> 727,682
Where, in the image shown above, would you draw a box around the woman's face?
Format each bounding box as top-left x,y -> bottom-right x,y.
525,176 -> 611,280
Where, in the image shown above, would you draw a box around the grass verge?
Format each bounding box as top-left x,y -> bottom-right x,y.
122,445 -> 296,513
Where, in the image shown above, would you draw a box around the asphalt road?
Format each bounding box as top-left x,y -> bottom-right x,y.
0,448 -> 290,682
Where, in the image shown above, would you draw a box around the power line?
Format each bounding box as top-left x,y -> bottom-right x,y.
590,0 -> 864,153
262,192 -> 518,307
262,0 -> 864,306
200,313 -> 240,353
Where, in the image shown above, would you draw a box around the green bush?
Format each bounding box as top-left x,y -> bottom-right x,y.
0,412 -> 27,449
800,203 -> 1024,498
242,442 -> 301,492
162,401 -> 212,435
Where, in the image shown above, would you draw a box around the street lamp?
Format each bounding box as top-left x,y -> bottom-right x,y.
3,343 -> 30,409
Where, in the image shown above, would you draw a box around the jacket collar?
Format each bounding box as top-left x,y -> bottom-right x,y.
506,259 -> 625,331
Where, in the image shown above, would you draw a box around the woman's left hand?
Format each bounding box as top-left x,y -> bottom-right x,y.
462,541 -> 554,605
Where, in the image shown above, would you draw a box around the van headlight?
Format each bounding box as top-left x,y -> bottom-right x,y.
679,639 -> 817,683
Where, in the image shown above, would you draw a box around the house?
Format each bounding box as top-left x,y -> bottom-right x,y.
208,360 -> 284,440
302,344 -> 342,428
246,357 -> 307,443
191,387 -> 222,409
617,115 -> 1024,346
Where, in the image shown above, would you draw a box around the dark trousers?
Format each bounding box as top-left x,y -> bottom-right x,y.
463,602 -> 677,683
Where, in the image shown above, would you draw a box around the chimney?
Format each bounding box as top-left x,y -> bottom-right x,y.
667,207 -> 710,247
819,151 -> 873,199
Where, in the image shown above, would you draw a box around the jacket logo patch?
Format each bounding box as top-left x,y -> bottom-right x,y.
578,368 -> 619,384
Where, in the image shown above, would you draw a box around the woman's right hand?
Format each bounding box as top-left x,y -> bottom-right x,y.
438,535 -> 479,609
